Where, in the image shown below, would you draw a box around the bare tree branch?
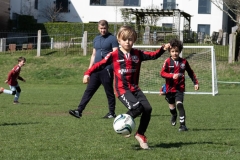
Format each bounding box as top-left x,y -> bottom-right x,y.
39,1 -> 63,22
211,0 -> 240,24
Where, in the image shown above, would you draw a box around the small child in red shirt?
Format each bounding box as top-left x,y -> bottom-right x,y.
0,57 -> 26,104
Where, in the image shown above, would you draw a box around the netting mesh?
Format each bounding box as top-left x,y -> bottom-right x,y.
136,46 -> 217,95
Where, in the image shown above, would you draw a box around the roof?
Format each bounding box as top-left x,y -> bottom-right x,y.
122,8 -> 192,19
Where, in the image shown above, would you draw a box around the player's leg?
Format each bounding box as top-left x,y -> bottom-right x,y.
13,85 -> 21,104
175,91 -> 188,131
69,72 -> 101,118
0,85 -> 16,95
100,69 -> 116,118
165,93 -> 177,126
118,90 -> 149,149
134,90 -> 152,149
0,87 -> 4,94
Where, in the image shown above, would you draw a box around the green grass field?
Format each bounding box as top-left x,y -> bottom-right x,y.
0,52 -> 240,159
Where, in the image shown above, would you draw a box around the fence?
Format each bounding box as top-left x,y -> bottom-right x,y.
0,30 -> 91,56
0,30 -> 231,61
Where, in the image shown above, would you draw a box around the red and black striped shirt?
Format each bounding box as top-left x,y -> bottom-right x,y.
160,57 -> 198,93
85,47 -> 166,97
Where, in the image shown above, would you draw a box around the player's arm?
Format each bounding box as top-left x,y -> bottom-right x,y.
18,76 -> 26,82
160,59 -> 174,79
5,70 -> 14,83
89,49 -> 96,69
83,52 -> 112,84
185,61 -> 199,90
141,43 -> 170,61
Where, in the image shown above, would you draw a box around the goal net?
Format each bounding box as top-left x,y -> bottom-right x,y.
134,45 -> 218,96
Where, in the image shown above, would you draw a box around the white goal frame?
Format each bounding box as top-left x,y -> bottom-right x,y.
134,45 -> 218,96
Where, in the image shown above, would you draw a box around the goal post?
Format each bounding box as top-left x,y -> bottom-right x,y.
134,45 -> 218,96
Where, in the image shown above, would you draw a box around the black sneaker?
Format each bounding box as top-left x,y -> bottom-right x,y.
179,125 -> 188,131
69,109 -> 82,118
103,112 -> 116,119
171,115 -> 177,126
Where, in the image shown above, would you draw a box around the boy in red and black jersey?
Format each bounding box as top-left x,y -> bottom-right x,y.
160,39 -> 199,131
83,26 -> 169,149
0,57 -> 26,104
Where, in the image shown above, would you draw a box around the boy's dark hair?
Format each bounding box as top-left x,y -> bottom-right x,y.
169,38 -> 183,52
18,57 -> 26,62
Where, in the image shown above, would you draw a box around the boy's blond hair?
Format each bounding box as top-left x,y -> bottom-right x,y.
117,26 -> 137,42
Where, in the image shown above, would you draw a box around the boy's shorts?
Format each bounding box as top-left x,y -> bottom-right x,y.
165,91 -> 184,104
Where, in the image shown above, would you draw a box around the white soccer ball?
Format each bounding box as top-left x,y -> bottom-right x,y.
113,114 -> 135,135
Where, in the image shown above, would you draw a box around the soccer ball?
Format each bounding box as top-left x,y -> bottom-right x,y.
113,114 -> 135,135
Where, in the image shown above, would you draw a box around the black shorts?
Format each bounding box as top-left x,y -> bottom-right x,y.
165,91 -> 184,104
118,90 -> 150,110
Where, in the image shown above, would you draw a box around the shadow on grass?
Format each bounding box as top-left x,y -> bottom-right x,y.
154,141 -> 214,149
44,51 -> 58,56
191,128 -> 238,131
20,102 -> 59,105
0,122 -> 40,126
151,114 -> 169,117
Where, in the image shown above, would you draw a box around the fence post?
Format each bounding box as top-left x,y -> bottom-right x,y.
228,33 -> 236,63
0,38 -> 6,52
37,30 -> 41,57
51,38 -> 54,49
222,32 -> 228,46
83,31 -> 87,56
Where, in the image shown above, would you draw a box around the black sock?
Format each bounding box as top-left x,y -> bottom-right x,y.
177,103 -> 186,125
170,107 -> 177,116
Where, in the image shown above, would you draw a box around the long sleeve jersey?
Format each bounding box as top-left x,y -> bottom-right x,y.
85,47 -> 166,97
160,57 -> 198,93
7,64 -> 24,86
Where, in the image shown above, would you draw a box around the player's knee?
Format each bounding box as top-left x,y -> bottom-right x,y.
176,102 -> 183,110
12,91 -> 16,95
127,105 -> 143,118
144,105 -> 152,114
16,87 -> 21,93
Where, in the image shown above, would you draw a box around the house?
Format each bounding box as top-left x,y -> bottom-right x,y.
0,0 -> 10,30
7,0 -> 235,35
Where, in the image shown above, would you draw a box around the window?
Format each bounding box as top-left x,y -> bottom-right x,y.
34,0 -> 38,10
198,0 -> 211,14
90,0 -> 106,6
162,23 -> 173,29
198,24 -> 210,35
124,0 -> 140,6
56,0 -> 69,12
163,0 -> 176,10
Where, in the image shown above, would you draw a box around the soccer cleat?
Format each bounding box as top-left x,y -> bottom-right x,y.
179,125 -> 188,131
13,101 -> 19,104
103,112 -> 116,119
171,115 -> 177,126
0,87 -> 4,94
69,109 -> 82,118
135,133 -> 150,149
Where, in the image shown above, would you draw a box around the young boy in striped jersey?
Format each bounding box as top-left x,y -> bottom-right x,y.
83,26 -> 169,149
160,39 -> 199,131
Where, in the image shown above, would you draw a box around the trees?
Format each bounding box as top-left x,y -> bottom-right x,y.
39,1 -> 63,22
211,0 -> 240,25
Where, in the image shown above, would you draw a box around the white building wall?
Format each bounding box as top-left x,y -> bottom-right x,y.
10,0 -> 226,34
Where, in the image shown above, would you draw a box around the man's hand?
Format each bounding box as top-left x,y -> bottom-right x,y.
4,80 -> 8,83
83,75 -> 90,84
